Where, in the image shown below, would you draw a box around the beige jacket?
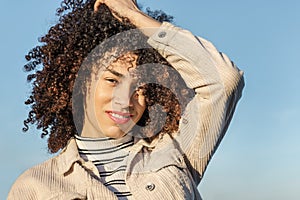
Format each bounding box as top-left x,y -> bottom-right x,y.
8,22 -> 244,200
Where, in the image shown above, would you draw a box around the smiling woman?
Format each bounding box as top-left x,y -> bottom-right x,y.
8,0 -> 244,199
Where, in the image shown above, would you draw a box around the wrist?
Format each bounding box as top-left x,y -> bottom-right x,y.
127,9 -> 161,37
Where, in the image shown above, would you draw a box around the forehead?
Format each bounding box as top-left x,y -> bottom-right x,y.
106,52 -> 138,73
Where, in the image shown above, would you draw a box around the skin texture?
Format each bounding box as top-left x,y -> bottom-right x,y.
23,0 -> 193,153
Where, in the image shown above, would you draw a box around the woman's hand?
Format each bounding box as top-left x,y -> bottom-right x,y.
94,0 -> 139,19
94,0 -> 161,37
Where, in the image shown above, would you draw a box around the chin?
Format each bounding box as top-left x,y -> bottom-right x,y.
104,127 -> 126,139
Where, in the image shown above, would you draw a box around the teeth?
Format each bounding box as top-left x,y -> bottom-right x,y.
111,113 -> 130,119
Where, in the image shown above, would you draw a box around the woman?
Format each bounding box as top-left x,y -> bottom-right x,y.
8,0 -> 244,199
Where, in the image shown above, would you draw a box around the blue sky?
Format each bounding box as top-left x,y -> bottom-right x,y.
1,0 -> 300,199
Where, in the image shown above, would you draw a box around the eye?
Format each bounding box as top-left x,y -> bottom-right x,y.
105,78 -> 118,85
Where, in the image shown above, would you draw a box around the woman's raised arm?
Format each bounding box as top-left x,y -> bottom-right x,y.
94,0 -> 161,36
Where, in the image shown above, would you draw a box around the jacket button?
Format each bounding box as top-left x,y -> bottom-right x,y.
158,31 -> 167,38
145,183 -> 155,191
182,118 -> 188,124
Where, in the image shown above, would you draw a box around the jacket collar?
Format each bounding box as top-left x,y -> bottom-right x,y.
56,138 -> 84,175
56,134 -> 168,175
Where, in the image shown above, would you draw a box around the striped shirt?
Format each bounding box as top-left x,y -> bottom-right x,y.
75,134 -> 134,199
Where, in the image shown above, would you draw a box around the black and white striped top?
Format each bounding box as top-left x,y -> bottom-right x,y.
75,134 -> 134,199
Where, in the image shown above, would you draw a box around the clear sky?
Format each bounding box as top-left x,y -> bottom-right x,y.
1,0 -> 300,199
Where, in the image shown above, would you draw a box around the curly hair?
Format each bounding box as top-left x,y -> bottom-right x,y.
23,0 -> 194,153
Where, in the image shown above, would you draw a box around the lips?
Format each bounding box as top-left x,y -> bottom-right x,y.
106,111 -> 133,124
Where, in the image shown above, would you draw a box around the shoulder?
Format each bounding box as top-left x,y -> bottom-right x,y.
7,139 -> 81,199
20,155 -> 59,178
7,155 -> 59,200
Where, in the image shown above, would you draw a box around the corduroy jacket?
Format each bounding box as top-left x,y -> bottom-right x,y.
8,22 -> 244,200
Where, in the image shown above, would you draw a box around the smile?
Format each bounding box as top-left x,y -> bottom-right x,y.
106,111 -> 133,124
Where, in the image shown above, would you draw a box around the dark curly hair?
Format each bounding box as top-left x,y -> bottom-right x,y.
23,0 -> 194,153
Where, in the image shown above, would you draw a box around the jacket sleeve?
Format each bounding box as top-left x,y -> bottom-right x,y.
147,22 -> 244,184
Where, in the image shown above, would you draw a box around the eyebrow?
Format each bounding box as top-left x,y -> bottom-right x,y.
105,68 -> 124,78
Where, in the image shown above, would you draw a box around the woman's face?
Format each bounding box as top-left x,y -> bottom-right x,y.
84,53 -> 146,138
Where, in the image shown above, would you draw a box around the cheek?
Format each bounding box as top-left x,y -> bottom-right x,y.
94,85 -> 113,109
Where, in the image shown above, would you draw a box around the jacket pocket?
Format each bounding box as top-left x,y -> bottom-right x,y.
47,191 -> 86,200
142,146 -> 187,172
128,162 -> 196,200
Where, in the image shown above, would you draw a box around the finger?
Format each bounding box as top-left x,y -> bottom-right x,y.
94,0 -> 102,12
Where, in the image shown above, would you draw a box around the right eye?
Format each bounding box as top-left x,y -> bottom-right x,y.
105,78 -> 118,85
